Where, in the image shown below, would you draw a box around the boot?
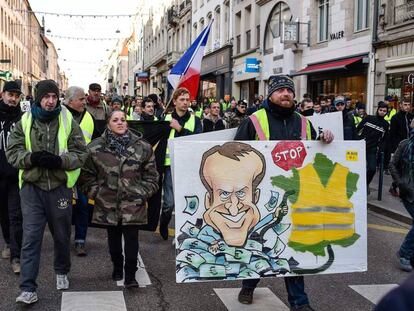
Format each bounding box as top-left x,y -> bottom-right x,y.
112,265 -> 123,281
159,212 -> 171,241
124,262 -> 138,288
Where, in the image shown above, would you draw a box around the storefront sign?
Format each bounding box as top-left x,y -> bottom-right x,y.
136,72 -> 149,82
245,58 -> 260,73
408,73 -> 414,85
330,31 -> 344,40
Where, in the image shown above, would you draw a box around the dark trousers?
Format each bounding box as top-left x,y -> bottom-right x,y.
161,167 -> 174,221
74,188 -> 90,243
19,184 -> 72,292
366,150 -> 377,187
107,224 -> 139,280
242,276 -> 309,308
0,179 -> 11,246
399,200 -> 414,260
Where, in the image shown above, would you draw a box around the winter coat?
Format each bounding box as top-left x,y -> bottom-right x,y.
234,99 -> 317,140
202,115 -> 226,132
389,139 -> 414,203
389,111 -> 413,152
0,100 -> 22,181
343,110 -> 357,140
6,108 -> 87,191
357,115 -> 389,152
79,130 -> 159,226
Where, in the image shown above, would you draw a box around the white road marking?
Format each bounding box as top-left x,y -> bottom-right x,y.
116,252 -> 152,288
214,288 -> 289,311
349,284 -> 398,305
61,291 -> 127,311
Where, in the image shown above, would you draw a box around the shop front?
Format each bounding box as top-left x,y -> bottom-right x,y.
199,45 -> 232,101
294,54 -> 369,105
386,72 -> 414,104
232,54 -> 261,104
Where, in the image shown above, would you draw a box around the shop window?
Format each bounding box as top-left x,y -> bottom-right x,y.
246,30 -> 251,50
355,0 -> 370,31
387,73 -> 414,105
264,2 -> 292,55
318,0 -> 329,42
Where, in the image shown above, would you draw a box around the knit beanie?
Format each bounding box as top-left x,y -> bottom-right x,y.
35,80 -> 59,103
112,95 -> 123,104
268,75 -> 295,97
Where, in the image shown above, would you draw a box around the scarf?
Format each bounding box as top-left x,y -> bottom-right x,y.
31,102 -> 61,122
87,95 -> 100,108
106,129 -> 131,156
0,100 -> 22,120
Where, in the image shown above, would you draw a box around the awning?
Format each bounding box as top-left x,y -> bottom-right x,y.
292,56 -> 364,76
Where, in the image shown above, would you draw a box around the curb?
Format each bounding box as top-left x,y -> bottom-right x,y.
368,202 -> 411,225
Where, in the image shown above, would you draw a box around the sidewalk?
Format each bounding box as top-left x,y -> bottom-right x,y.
368,173 -> 411,224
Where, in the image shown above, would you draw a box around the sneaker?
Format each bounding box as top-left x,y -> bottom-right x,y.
1,245 -> 10,259
398,256 -> 413,272
112,267 -> 123,281
16,291 -> 38,304
74,243 -> 87,257
238,287 -> 254,304
56,274 -> 69,290
11,258 -> 20,275
124,278 -> 139,288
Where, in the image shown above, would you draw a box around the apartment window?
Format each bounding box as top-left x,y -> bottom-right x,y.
256,25 -> 260,47
318,0 -> 329,42
355,0 -> 370,31
264,2 -> 292,54
236,35 -> 241,54
246,30 -> 251,50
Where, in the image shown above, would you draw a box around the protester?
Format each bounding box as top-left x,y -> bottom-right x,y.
389,119 -> 414,272
191,100 -> 203,119
79,110 -> 158,287
300,98 -> 314,116
111,95 -> 123,111
313,102 -> 322,115
384,95 -> 397,124
352,102 -> 367,127
389,98 -> 413,154
159,87 -> 202,240
225,100 -> 248,129
356,101 -> 389,189
202,101 -> 227,132
85,83 -> 109,120
148,93 -> 163,119
235,75 -> 333,311
64,86 -> 95,256
141,98 -> 158,121
130,105 -> 142,120
0,81 -> 23,274
334,96 -> 357,140
6,80 -> 87,304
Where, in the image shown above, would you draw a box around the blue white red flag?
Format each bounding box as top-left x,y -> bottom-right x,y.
167,20 -> 212,100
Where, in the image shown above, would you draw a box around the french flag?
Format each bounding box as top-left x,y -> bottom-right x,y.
168,20 -> 213,100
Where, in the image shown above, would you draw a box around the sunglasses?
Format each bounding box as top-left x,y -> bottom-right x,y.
335,102 -> 345,106
239,105 -> 247,109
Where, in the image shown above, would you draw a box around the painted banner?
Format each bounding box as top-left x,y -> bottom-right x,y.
172,140 -> 366,283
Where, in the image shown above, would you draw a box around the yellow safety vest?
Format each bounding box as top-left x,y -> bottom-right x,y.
195,109 -> 203,119
164,113 -> 195,166
384,108 -> 396,124
249,108 -> 311,141
79,111 -> 94,145
353,115 -> 362,127
289,164 -> 356,246
19,106 -> 81,189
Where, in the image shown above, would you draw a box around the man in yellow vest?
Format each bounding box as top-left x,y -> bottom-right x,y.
159,87 -> 202,240
6,80 -> 87,305
64,86 -> 95,257
234,75 -> 333,311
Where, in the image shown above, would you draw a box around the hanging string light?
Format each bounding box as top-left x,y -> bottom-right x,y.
12,9 -> 137,18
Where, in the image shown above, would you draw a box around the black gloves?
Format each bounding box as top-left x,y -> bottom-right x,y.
30,151 -> 63,169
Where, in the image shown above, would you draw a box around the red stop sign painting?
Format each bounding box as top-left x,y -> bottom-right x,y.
271,141 -> 307,171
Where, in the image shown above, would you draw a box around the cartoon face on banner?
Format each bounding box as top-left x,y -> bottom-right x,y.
173,141 -> 367,283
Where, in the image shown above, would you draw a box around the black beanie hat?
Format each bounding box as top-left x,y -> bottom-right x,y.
377,101 -> 388,110
35,80 -> 59,103
148,93 -> 158,104
268,75 -> 295,97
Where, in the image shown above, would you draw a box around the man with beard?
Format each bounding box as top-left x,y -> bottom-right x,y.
357,101 -> 389,189
6,80 -> 87,304
85,83 -> 109,120
0,81 -> 23,274
389,99 -> 413,154
234,75 -> 333,311
202,102 -> 226,132
159,88 -> 202,240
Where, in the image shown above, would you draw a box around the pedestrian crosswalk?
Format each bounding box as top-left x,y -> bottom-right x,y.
61,291 -> 127,311
349,284 -> 398,305
116,252 -> 152,288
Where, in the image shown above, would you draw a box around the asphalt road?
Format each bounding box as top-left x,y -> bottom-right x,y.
0,211 -> 411,311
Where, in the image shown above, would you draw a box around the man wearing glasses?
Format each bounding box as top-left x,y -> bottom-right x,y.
334,96 -> 357,140
225,100 -> 248,129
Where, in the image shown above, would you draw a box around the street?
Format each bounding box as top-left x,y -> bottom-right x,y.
0,210 -> 409,311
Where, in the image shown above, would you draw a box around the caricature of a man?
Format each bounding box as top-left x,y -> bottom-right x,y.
199,142 -> 266,247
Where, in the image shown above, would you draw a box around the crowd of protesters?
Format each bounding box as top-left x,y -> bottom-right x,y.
0,76 -> 413,309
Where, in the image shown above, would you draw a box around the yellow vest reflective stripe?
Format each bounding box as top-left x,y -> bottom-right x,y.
195,109 -> 203,118
80,111 -> 94,144
164,113 -> 196,166
18,106 -> 81,189
249,109 -> 311,141
384,108 -> 396,124
353,115 -> 362,127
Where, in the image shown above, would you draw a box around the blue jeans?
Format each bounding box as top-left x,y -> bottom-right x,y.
399,200 -> 414,260
74,188 -> 90,243
242,276 -> 309,308
161,167 -> 174,217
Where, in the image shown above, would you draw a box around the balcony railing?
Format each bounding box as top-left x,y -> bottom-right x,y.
395,1 -> 414,24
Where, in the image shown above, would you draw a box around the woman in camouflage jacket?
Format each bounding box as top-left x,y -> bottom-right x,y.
79,110 -> 159,288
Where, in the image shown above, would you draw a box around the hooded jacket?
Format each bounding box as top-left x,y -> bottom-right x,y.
79,130 -> 159,226
0,100 -> 22,180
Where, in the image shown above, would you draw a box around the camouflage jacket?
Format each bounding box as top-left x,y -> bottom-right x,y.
6,112 -> 87,191
224,111 -> 247,129
79,130 -> 159,226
